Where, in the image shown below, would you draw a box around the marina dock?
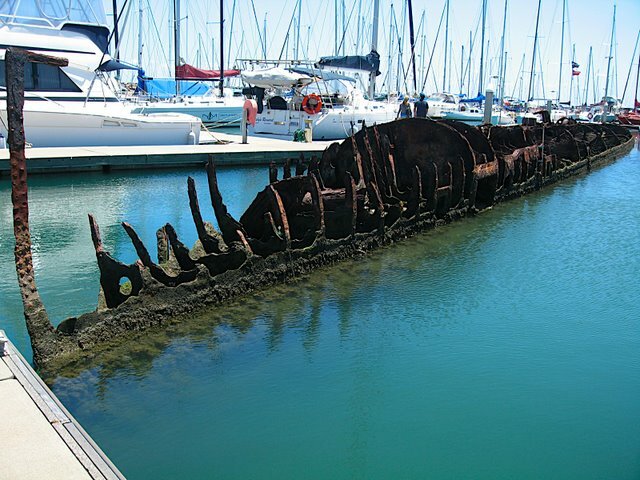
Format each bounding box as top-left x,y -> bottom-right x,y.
0,331 -> 124,480
0,131 -> 334,175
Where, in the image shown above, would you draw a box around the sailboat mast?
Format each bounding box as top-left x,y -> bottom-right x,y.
112,0 -> 120,63
334,0 -> 338,55
557,0 -> 566,103
408,0 -> 417,92
501,52 -> 508,101
620,30 -> 639,105
498,0 -> 508,101
420,11 -> 426,85
137,0 -> 143,69
477,0 -> 486,96
635,53 -> 640,112
342,0 -> 346,55
295,0 -> 302,59
443,0 -> 449,93
219,0 -> 224,97
174,0 -> 181,95
584,46 -> 592,105
227,0 -> 237,71
460,44 -> 464,93
568,43 -> 575,105
603,4 -> 616,102
527,0 -> 542,102
448,40 -> 452,92
368,0 -> 380,99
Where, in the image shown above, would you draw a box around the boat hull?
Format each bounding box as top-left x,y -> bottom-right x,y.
444,110 -> 514,126
250,105 -> 397,140
0,102 -> 201,147
618,113 -> 640,126
131,100 -> 244,128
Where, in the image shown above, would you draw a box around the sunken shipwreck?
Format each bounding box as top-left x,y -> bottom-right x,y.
12,115 -> 633,371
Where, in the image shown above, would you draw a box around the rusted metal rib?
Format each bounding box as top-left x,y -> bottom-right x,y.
88,215 -> 143,309
187,176 -> 225,254
122,222 -> 198,287
206,157 -> 251,252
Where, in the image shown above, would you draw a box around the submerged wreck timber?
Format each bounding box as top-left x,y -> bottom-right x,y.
16,115 -> 633,369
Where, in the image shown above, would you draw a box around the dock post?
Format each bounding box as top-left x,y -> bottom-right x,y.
304,118 -> 313,143
241,108 -> 248,144
483,88 -> 494,125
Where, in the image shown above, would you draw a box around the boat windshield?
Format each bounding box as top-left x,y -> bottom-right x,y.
302,79 -> 352,96
0,0 -> 107,29
428,93 -> 457,103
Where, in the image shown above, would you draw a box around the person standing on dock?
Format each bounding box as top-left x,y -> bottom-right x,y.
414,93 -> 429,118
397,97 -> 413,119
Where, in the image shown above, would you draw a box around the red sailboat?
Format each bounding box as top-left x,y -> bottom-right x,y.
618,53 -> 640,126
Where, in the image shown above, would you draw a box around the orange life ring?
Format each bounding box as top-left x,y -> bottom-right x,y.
243,99 -> 258,126
302,94 -> 322,115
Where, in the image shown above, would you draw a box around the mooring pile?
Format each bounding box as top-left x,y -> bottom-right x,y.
19,119 -> 633,369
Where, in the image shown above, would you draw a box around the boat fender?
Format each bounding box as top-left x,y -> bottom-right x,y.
243,99 -> 258,126
302,94 -> 322,115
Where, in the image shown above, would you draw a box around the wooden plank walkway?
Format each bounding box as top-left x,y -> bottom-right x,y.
0,131 -> 334,175
0,331 -> 125,479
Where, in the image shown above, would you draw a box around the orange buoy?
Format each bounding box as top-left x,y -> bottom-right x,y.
302,93 -> 322,115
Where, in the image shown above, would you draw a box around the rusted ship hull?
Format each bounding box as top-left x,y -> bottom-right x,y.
21,119 -> 633,371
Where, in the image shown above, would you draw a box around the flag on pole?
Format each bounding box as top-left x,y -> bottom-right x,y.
572,69 -> 581,76
571,61 -> 580,68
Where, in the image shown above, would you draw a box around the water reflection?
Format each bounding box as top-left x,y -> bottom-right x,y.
0,165 -> 271,356
35,147 -> 640,480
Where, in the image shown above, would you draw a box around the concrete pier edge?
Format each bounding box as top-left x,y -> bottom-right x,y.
0,330 -> 125,480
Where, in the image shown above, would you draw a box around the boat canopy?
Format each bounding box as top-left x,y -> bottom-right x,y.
0,0 -> 108,29
175,63 -> 241,81
428,92 -> 459,103
289,67 -> 355,82
316,50 -> 381,76
242,67 -> 314,88
136,74 -> 211,98
460,94 -> 486,103
99,58 -> 138,72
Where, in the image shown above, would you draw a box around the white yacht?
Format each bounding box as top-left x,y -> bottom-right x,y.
243,64 -> 397,141
0,0 -> 201,148
425,92 -> 460,118
443,106 -> 515,126
129,88 -> 245,129
127,63 -> 246,128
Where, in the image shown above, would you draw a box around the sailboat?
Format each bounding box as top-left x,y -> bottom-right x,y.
577,4 -> 619,124
244,54 -> 397,140
617,52 -> 640,126
244,0 -> 397,140
128,0 -> 245,128
0,0 -> 201,147
441,0 -> 513,125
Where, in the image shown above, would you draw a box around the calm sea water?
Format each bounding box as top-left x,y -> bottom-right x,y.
1,138 -> 639,479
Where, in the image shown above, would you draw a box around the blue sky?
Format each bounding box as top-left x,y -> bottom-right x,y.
108,0 -> 640,106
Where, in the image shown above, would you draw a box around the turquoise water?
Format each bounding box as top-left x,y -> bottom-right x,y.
1,139 -> 639,478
